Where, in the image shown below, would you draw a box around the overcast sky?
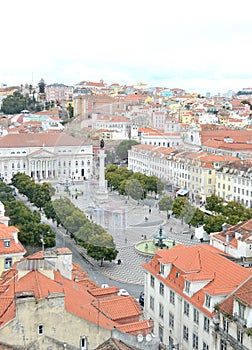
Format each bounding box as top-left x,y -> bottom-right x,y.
1,0 -> 252,94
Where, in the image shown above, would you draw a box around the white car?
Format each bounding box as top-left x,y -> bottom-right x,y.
118,288 -> 129,296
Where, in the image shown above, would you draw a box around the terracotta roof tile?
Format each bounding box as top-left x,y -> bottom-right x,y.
92,296 -> 142,321
143,245 -> 252,317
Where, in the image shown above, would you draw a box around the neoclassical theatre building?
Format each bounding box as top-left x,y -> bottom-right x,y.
0,133 -> 93,183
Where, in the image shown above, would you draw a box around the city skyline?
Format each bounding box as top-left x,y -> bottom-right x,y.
1,0 -> 252,94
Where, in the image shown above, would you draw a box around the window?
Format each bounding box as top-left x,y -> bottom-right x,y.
183,325 -> 188,341
150,275 -> 155,288
159,324 -> 163,342
80,337 -> 88,350
205,294 -> 211,308
169,312 -> 174,329
38,324 -> 44,335
159,303 -> 164,319
185,280 -> 190,294
238,302 -> 245,319
193,333 -> 198,349
237,328 -> 243,344
203,317 -> 209,332
159,263 -> 164,275
159,282 -> 164,296
150,296 -> 154,310
223,317 -> 229,333
220,339 -> 227,350
170,290 -> 175,305
4,258 -> 12,269
4,240 -> 10,248
203,342 -> 209,350
184,300 -> 189,316
193,308 -> 199,324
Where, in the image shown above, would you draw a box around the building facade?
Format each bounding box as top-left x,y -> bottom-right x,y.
0,248 -> 157,350
0,133 -> 93,183
142,244 -> 252,350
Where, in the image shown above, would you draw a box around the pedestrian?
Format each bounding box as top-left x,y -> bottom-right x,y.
191,233 -> 194,240
149,208 -> 151,214
144,235 -> 147,240
125,237 -> 127,244
170,226 -> 173,232
141,234 -> 144,240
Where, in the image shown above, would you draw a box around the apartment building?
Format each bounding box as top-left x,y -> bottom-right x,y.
0,133 -> 93,183
0,248 -> 157,349
210,219 -> 252,264
93,115 -> 131,140
214,275 -> 252,350
128,144 -> 238,201
0,201 -> 26,274
142,244 -> 252,350
215,160 -> 252,208
45,83 -> 72,102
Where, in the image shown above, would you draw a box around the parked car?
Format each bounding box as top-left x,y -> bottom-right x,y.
118,289 -> 129,296
139,291 -> 144,306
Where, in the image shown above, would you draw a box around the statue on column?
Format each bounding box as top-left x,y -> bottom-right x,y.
100,139 -> 105,149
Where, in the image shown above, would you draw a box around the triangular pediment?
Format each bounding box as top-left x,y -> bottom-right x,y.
29,148 -> 56,159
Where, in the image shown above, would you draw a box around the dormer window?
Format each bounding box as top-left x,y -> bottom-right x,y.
185,280 -> 190,294
238,302 -> 245,319
4,240 -> 10,248
159,263 -> 164,275
205,294 -> 211,309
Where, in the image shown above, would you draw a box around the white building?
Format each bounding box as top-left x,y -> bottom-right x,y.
210,219 -> 252,265
0,133 -> 93,183
142,244 -> 252,350
214,275 -> 252,350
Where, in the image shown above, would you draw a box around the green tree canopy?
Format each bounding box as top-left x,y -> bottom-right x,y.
158,196 -> 173,212
116,140 -> 139,160
205,194 -> 224,214
124,178 -> 144,200
1,91 -> 38,114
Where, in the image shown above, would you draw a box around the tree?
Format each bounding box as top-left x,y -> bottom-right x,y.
205,194 -> 223,214
190,208 -> 205,227
86,232 -> 118,266
116,140 -> 139,160
203,214 -> 226,234
38,78 -> 45,94
145,176 -> 164,194
124,178 -> 144,200
1,91 -> 38,114
158,196 -> 173,214
172,197 -> 189,218
67,103 -> 74,118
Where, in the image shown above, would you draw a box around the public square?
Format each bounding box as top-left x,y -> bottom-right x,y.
54,181 -> 198,286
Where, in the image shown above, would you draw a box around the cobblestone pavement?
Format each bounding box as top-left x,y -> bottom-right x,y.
62,188 -> 200,286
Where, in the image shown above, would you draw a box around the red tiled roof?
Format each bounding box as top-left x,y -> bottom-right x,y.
0,133 -> 84,148
92,296 -> 142,321
143,244 -> 252,317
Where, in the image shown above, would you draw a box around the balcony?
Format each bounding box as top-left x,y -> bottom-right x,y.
233,312 -> 247,327
215,328 -> 250,350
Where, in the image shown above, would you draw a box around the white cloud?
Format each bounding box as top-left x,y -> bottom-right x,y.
1,0 -> 252,93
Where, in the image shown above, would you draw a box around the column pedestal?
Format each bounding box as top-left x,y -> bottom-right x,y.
95,149 -> 108,202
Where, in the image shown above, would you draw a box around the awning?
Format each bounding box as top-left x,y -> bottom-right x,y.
176,189 -> 188,196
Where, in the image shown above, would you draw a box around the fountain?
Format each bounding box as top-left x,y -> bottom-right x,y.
154,226 -> 168,249
135,225 -> 178,256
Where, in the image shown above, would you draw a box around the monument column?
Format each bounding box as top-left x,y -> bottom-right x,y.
95,139 -> 108,202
